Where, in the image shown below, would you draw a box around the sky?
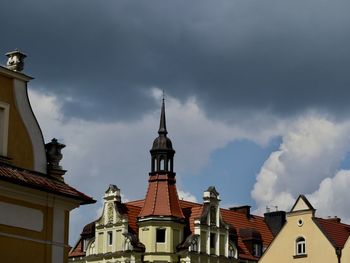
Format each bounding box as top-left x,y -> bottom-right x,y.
2,0 -> 350,245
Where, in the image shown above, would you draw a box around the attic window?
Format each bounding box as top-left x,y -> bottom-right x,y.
0,103 -> 9,156
295,237 -> 306,256
156,228 -> 166,243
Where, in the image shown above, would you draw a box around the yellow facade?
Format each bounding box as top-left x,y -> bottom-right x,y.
0,52 -> 94,263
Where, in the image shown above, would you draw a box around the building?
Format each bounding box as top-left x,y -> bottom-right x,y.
259,195 -> 350,263
0,50 -> 95,263
69,100 -> 283,263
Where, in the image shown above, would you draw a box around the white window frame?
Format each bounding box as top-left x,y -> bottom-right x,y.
295,236 -> 306,255
0,102 -> 10,157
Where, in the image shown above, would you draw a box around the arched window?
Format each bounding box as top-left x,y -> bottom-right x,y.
296,237 -> 306,255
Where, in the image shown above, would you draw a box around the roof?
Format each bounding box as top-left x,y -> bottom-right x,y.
138,174 -> 184,219
314,217 -> 350,249
69,238 -> 85,258
125,203 -> 142,234
0,163 -> 95,204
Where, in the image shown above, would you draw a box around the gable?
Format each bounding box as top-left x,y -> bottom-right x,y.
291,195 -> 315,212
0,68 -> 46,173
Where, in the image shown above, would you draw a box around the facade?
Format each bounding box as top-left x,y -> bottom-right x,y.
0,50 -> 95,263
259,195 -> 350,263
69,100 -> 282,263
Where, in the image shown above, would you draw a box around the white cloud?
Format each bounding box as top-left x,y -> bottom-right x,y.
178,190 -> 198,203
252,114 -> 350,222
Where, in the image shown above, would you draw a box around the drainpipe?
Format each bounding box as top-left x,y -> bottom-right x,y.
335,247 -> 342,263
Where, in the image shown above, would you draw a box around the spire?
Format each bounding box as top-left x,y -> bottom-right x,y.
158,97 -> 167,135
150,98 -> 175,174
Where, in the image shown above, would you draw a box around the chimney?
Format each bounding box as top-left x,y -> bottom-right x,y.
264,210 -> 286,236
5,50 -> 27,72
229,205 -> 251,217
45,138 -> 67,181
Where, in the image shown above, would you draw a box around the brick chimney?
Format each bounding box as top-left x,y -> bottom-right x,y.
264,210 -> 286,236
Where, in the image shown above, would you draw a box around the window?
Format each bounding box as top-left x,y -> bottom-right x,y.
210,233 -> 216,249
156,228 -> 166,243
296,237 -> 306,255
253,243 -> 262,257
107,231 -> 113,246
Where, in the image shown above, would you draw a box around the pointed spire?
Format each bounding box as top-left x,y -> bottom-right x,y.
158,97 -> 168,135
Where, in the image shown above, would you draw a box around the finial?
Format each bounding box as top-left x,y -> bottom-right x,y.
158,93 -> 167,135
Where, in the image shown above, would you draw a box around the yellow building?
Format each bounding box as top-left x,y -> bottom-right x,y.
259,195 -> 350,263
69,100 -> 278,263
0,50 -> 95,263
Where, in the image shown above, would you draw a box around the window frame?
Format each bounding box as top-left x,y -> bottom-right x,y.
295,236 -> 306,256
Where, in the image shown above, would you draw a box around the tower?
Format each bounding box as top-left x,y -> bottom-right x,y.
138,99 -> 185,262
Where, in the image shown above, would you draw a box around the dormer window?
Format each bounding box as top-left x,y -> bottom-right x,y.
0,102 -> 9,157
228,244 -> 236,258
253,243 -> 262,257
190,240 -> 198,252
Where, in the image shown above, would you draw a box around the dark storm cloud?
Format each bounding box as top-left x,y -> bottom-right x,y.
1,0 -> 350,120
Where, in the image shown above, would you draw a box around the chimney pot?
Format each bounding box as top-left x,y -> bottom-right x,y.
5,50 -> 27,72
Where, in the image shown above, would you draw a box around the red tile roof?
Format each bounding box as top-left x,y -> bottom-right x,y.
69,238 -> 85,258
314,217 -> 350,249
125,203 -> 142,234
138,174 -> 184,219
221,208 -> 274,260
0,163 -> 95,204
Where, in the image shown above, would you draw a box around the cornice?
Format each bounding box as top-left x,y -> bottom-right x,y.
0,65 -> 33,82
